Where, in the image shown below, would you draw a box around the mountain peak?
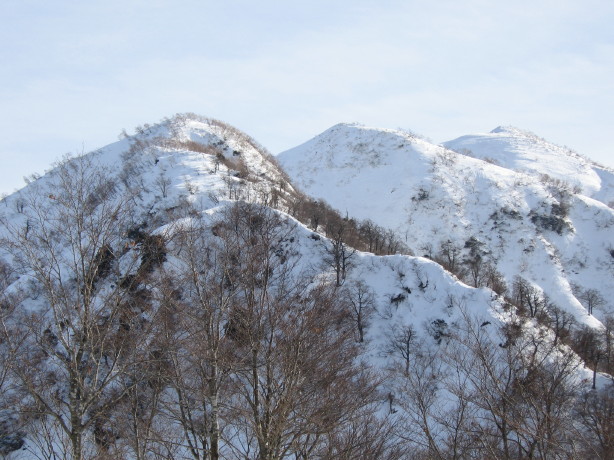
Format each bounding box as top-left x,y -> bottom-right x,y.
444,127 -> 614,204
490,125 -> 515,134
489,125 -> 537,138
329,122 -> 365,130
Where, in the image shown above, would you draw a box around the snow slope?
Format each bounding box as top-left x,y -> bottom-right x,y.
444,126 -> 614,206
278,123 -> 614,326
2,116 -> 505,342
1,114 -> 297,237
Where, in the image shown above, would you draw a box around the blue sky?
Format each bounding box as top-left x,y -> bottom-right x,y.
1,0 -> 613,194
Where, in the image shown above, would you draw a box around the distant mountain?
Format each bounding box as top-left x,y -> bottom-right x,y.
443,125 -> 614,206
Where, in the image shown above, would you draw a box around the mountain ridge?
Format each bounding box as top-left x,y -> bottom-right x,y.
278,122 -> 613,329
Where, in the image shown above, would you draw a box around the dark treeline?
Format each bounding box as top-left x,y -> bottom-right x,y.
287,194 -> 410,257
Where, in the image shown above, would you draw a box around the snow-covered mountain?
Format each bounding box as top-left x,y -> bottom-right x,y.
444,125 -> 614,206
278,123 -> 614,327
0,114 -> 505,359
0,114 -> 611,458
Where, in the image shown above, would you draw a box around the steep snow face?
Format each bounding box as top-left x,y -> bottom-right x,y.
443,126 -> 614,206
278,123 -> 614,325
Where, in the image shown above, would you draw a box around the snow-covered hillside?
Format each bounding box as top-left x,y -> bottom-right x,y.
0,114 -> 611,459
444,125 -> 614,206
0,115 -> 507,362
278,123 -> 614,327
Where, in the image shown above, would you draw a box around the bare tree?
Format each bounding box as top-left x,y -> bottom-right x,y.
392,307 -> 584,460
453,313 -> 581,459
160,203 -> 247,460
575,387 -> 614,459
385,324 -> 416,375
358,219 -> 381,253
323,222 -> 356,287
394,345 -> 451,459
0,285 -> 25,457
343,279 -> 376,342
574,326 -> 605,390
0,154 -> 161,460
109,285 -> 181,460
601,314 -> 614,379
155,172 -> 172,198
545,304 -> 576,346
314,409 -> 405,460
511,276 -> 546,318
578,288 -> 606,316
195,202 -> 378,460
436,239 -> 462,274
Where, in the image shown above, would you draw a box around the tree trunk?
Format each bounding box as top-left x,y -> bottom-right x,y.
209,366 -> 220,460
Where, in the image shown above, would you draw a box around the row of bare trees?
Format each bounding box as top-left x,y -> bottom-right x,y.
385,309 -> 614,459
161,202 -> 383,460
287,197 -> 409,258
